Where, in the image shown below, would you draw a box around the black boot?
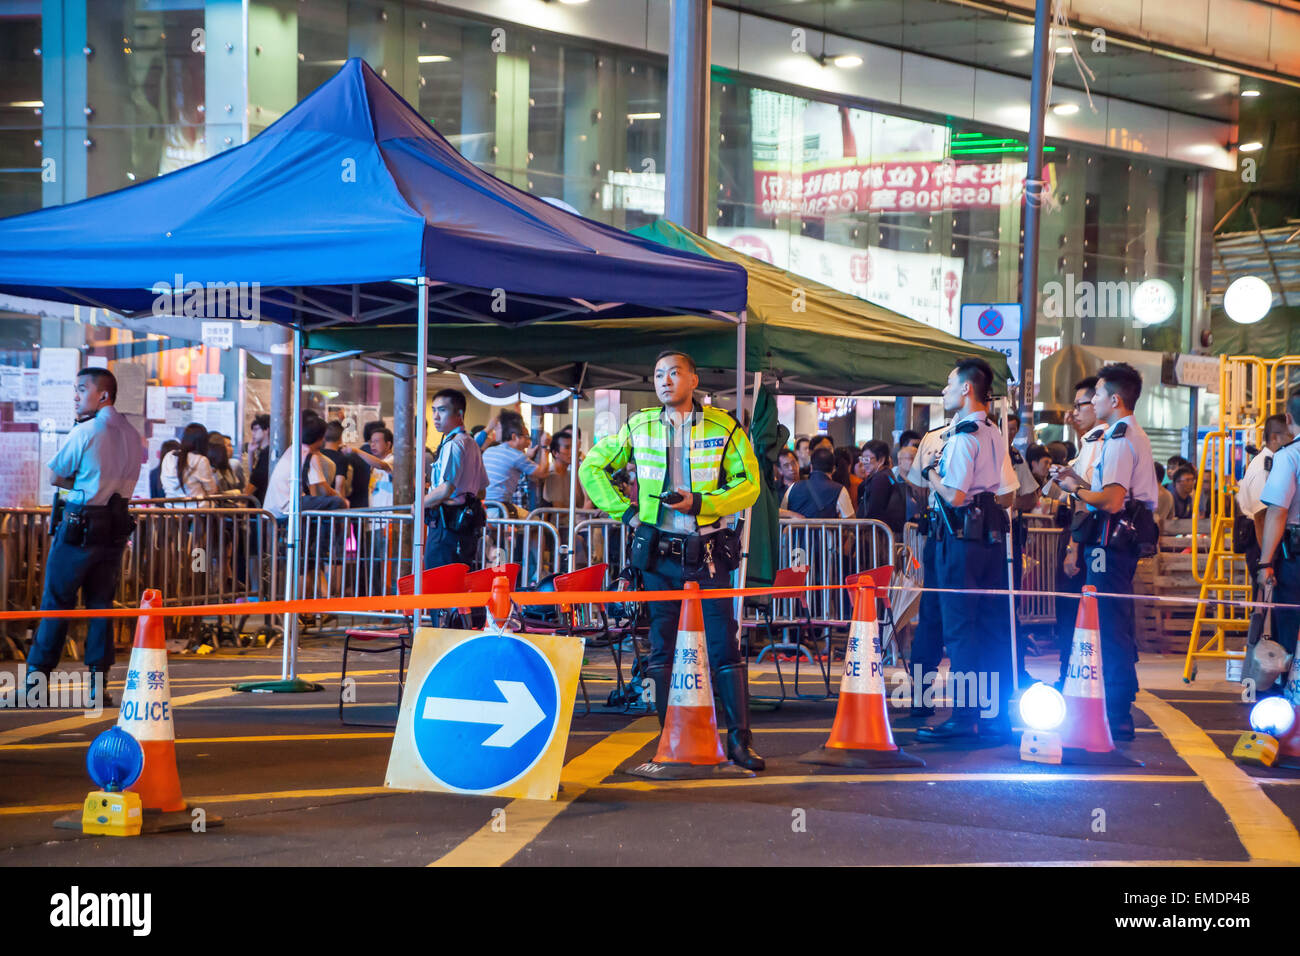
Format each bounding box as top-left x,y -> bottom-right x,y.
87,669 -> 113,708
714,664 -> 765,771
1108,705 -> 1136,741
917,710 -> 980,741
648,668 -> 669,728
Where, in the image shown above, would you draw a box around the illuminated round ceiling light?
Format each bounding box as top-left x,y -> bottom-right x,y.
1241,89 -> 1261,97
832,54 -> 863,68
1131,278 -> 1177,326
1223,275 -> 1273,325
1051,102 -> 1079,116
1239,141 -> 1263,152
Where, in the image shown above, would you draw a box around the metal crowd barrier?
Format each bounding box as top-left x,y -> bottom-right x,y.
478,518 -> 562,586
1017,514 -> 1059,627
778,518 -> 896,624
299,507 -> 414,623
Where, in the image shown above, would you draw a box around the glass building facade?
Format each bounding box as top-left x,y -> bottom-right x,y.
0,0 -> 1224,455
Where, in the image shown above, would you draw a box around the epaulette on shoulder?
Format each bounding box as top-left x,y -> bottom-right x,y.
1111,422 -> 1128,437
954,420 -> 979,435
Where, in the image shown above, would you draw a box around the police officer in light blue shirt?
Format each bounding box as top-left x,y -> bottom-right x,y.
1051,362 -> 1157,739
27,367 -> 142,706
916,357 -> 1016,742
1256,387 -> 1300,668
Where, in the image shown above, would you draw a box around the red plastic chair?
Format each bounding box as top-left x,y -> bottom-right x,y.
339,563 -> 468,726
748,566 -> 830,703
460,564 -> 522,626
545,563 -> 611,715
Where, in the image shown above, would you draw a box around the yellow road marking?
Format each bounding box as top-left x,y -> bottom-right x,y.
428,716 -> 660,867
1135,689 -> 1300,863
593,771 -> 1198,792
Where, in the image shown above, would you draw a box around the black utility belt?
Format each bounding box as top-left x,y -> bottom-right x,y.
628,522 -> 741,579
55,500 -> 135,548
1070,503 -> 1158,557
1279,526 -> 1300,561
921,495 -> 1007,544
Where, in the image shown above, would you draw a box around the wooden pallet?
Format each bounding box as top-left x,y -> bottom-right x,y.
1134,540 -> 1203,655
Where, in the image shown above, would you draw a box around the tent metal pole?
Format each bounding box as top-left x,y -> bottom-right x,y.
284,325 -> 303,681
412,277 -> 429,622
733,370 -> 761,625
567,388 -> 578,573
735,309 -> 747,416
235,320 -> 322,693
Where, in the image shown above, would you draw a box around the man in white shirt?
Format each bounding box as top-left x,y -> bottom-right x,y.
1237,414 -> 1290,583
263,415 -> 345,517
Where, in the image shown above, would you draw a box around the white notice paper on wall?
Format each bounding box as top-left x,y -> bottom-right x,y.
15,369 -> 40,423
193,400 -> 236,438
146,386 -> 166,421
114,362 -> 147,417
38,347 -> 80,432
164,391 -> 194,428
0,433 -> 40,507
38,431 -> 69,507
0,366 -> 23,402
197,373 -> 225,399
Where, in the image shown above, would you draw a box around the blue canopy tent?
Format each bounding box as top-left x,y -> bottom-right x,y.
0,58 -> 749,691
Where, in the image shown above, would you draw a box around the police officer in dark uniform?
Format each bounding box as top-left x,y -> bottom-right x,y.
26,367 -> 142,706
1256,388 -> 1300,663
1050,363 -> 1158,739
917,358 -> 1016,742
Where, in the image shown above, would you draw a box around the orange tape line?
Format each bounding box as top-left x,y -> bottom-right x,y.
1,584 -> 850,622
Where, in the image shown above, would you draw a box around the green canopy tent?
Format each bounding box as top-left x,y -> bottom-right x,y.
306,222 -> 1010,396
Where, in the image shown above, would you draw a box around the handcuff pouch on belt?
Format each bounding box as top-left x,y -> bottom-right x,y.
55,494 -> 135,548
1280,526 -> 1300,562
439,496 -> 486,535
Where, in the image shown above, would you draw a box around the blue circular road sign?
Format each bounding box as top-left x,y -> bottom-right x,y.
977,307 -> 1004,337
412,635 -> 560,793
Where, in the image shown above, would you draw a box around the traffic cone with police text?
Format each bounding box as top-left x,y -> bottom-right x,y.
801,583 -> 924,769
627,582 -> 753,779
1058,586 -> 1141,766
115,590 -> 219,830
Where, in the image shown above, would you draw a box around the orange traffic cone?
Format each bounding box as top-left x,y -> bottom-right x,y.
115,590 -> 206,829
1058,586 -> 1141,766
801,583 -> 924,769
628,582 -> 752,780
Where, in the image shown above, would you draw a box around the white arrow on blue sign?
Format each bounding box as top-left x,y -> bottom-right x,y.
411,635 -> 560,793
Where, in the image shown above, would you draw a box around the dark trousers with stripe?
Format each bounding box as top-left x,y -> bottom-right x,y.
1083,543 -> 1139,710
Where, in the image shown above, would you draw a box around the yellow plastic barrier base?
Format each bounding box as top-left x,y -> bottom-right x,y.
1019,730 -> 1063,764
80,790 -> 143,837
1232,731 -> 1279,767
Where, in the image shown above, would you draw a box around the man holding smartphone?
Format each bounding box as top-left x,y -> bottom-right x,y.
580,351 -> 763,770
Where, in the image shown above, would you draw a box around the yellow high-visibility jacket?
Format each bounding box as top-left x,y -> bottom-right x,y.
580,403 -> 760,527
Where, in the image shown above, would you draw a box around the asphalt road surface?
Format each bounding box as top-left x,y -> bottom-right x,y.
2,644 -> 1297,867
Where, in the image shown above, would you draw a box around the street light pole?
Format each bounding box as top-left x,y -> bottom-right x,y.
1018,0 -> 1052,442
